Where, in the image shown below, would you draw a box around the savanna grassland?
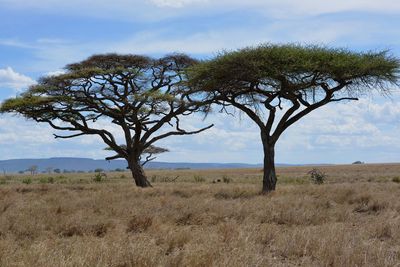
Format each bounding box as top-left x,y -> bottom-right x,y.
0,164 -> 400,267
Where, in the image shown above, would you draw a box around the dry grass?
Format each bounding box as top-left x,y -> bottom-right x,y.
0,164 -> 399,266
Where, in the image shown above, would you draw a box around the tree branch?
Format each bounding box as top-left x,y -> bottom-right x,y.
330,97 -> 359,102
105,154 -> 124,161
53,133 -> 86,139
146,124 -> 214,148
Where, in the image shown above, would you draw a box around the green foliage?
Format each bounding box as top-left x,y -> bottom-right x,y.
22,178 -> 32,185
39,177 -> 55,184
189,44 -> 399,96
222,175 -> 232,184
392,177 -> 400,183
93,172 -> 107,183
308,169 -> 326,185
193,175 -> 205,183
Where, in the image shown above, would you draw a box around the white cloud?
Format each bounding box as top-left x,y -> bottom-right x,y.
277,96 -> 400,162
0,115 -> 55,145
45,70 -> 66,76
1,0 -> 400,22
0,67 -> 35,91
149,0 -> 208,8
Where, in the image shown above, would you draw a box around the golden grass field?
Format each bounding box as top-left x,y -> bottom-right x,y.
0,163 -> 400,266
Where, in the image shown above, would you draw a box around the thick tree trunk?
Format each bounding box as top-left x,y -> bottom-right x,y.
262,141 -> 277,193
128,159 -> 152,188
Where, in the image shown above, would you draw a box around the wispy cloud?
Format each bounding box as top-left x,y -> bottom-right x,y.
0,67 -> 35,91
152,0 -> 400,17
149,0 -> 208,8
1,0 -> 400,21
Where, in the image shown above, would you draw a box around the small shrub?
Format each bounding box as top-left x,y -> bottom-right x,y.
39,177 -> 55,184
0,178 -> 6,185
392,177 -> 400,183
353,198 -> 387,214
22,178 -> 32,185
308,168 -> 326,184
222,175 -> 232,184
193,175 -> 205,183
93,172 -> 107,182
89,223 -> 109,237
58,223 -> 109,238
175,212 -> 200,226
126,215 -> 153,233
58,226 -> 83,237
151,175 -> 157,183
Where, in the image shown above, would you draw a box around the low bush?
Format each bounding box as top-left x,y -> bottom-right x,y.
22,178 -> 32,184
39,177 -> 55,184
126,215 -> 153,233
93,172 -> 107,183
308,168 -> 326,184
193,175 -> 205,183
222,175 -> 232,184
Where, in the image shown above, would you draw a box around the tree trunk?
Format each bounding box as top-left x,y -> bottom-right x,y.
262,141 -> 277,193
128,159 -> 152,188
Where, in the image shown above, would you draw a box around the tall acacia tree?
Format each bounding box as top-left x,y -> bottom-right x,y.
189,44 -> 399,193
0,53 -> 212,187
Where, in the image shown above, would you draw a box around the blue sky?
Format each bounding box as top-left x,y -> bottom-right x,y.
0,0 -> 400,164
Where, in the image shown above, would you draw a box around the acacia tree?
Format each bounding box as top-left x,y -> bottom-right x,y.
189,44 -> 399,193
0,53 -> 212,187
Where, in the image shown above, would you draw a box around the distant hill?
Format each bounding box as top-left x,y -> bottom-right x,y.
0,157 -> 301,173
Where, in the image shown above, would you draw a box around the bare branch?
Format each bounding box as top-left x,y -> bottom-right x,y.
146,124 -> 214,147
330,97 -> 359,102
53,133 -> 86,139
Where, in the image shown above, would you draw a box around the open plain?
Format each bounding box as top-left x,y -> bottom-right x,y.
0,163 -> 399,266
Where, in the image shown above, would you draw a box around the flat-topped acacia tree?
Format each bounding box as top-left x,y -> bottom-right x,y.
189,44 -> 399,193
0,53 -> 213,187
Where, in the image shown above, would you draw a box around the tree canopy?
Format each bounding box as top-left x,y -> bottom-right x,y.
1,53 -> 212,187
189,44 -> 399,192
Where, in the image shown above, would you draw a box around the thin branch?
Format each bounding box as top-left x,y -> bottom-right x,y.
146,124 -> 214,148
141,154 -> 156,166
105,154 -> 124,161
53,132 -> 86,139
330,97 -> 359,102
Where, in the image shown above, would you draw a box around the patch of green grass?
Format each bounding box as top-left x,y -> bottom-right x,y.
277,176 -> 308,185
193,175 -> 205,183
39,177 -> 55,184
22,178 -> 32,185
